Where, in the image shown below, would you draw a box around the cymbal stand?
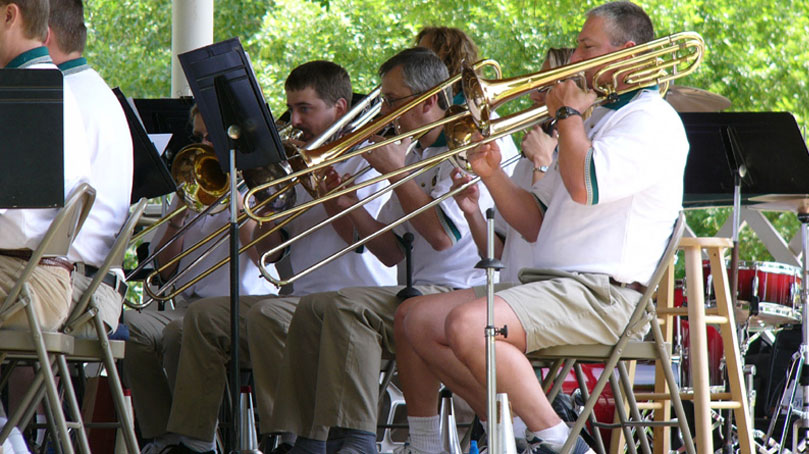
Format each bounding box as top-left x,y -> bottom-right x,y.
764,212 -> 809,454
477,209 -> 505,453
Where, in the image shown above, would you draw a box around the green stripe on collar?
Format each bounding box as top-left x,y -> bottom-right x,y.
603,85 -> 659,110
453,91 -> 466,105
58,57 -> 89,74
428,131 -> 447,149
6,46 -> 51,69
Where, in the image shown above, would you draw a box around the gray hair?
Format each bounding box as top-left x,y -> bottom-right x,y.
379,47 -> 451,109
587,1 -> 654,47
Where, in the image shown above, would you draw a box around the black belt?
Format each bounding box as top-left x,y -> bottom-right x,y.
609,277 -> 647,294
0,249 -> 74,273
75,263 -> 128,299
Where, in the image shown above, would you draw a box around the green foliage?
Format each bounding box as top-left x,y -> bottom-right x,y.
85,0 -> 809,280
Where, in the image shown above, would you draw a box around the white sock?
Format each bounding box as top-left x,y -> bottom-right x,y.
178,435 -> 215,452
155,432 -> 181,446
0,417 -> 30,454
513,417 -> 527,441
279,432 -> 297,445
527,421 -> 570,446
408,415 -> 441,454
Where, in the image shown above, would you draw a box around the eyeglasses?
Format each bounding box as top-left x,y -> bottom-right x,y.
381,92 -> 424,108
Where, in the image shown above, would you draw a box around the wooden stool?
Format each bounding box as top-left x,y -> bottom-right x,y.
658,237 -> 753,454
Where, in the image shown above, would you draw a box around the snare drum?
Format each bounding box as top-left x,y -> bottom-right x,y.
705,261 -> 802,328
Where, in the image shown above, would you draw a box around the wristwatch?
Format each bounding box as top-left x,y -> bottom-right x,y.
555,106 -> 582,121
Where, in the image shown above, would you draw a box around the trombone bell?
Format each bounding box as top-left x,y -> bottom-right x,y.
171,143 -> 230,213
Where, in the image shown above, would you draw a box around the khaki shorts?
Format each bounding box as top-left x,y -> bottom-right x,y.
493,269 -> 645,353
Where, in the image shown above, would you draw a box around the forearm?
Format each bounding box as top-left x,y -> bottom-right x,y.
347,208 -> 404,266
463,207 -> 503,259
155,225 -> 185,279
393,179 -> 452,251
556,117 -> 591,204
252,221 -> 285,263
481,169 -> 543,242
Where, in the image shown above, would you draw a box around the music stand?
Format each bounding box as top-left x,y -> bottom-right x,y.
179,38 -> 285,454
0,69 -> 64,208
681,112 -> 809,452
113,88 -> 177,204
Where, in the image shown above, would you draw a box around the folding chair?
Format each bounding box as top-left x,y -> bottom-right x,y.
60,198 -> 147,454
0,183 -> 96,454
528,212 -> 696,454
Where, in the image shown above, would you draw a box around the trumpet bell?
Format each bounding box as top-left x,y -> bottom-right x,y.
172,143 -> 229,213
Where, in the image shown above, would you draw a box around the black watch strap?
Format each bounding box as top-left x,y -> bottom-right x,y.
555,106 -> 582,121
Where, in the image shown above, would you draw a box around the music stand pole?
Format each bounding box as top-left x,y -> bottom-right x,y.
794,213 -> 809,451
227,126 -> 243,453
476,209 -> 504,453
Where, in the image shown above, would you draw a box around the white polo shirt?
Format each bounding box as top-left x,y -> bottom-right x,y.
0,47 -> 91,251
378,138 -> 492,289
60,58 -> 134,268
281,155 -> 397,296
531,88 -> 688,285
156,198 -> 276,300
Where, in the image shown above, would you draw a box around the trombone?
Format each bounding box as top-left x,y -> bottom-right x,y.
251,31 -> 705,287
137,87 -> 384,302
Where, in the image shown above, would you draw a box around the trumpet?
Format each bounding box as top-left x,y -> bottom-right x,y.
249,32 -> 705,287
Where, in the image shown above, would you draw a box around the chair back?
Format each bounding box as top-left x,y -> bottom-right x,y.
0,183 -> 96,315
65,198 -> 147,331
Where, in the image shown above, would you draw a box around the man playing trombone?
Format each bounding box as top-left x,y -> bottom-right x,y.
397,3 -> 689,454
265,47 -> 506,454
152,61 -> 397,454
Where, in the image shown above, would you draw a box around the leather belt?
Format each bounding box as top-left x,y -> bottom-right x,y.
609,277 -> 647,294
0,249 -> 73,273
75,263 -> 128,299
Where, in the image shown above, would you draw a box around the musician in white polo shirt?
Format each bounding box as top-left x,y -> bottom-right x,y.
0,0 -> 91,331
45,0 -> 134,337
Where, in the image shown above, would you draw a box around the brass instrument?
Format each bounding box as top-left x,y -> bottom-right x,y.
137,87 -> 384,302
251,32 -> 705,288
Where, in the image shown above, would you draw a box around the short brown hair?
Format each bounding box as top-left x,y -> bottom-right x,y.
0,0 -> 49,41
415,26 -> 478,77
284,60 -> 352,108
48,0 -> 86,54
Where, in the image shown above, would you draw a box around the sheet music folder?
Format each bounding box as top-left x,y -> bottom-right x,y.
0,69 -> 64,208
178,38 -> 285,172
681,112 -> 809,207
113,88 -> 177,203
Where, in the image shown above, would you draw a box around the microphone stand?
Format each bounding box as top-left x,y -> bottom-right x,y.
397,232 -> 422,300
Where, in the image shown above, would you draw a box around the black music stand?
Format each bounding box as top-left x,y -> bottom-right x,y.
179,38 -> 285,454
682,112 -> 809,207
113,88 -> 177,204
0,69 -> 64,208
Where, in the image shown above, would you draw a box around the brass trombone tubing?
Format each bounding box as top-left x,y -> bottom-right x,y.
243,59 -> 502,221
244,109 -> 467,224
140,179 -> 297,301
129,204 -> 187,246
142,166 -> 372,302
465,32 -> 704,133
262,150 -> 524,288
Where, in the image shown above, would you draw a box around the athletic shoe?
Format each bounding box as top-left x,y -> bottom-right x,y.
522,433 -> 595,454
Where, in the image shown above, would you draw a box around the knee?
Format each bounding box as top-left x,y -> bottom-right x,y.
184,301 -> 221,338
393,297 -> 418,340
163,319 -> 183,352
445,306 -> 483,361
246,302 -> 288,339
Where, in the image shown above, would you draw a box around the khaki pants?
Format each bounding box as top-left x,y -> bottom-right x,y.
0,256 -> 72,331
270,285 -> 452,440
70,272 -> 123,338
166,295 -> 298,442
122,302 -> 190,438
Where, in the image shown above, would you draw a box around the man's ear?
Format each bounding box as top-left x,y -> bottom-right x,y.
44,26 -> 53,46
621,40 -> 637,50
1,3 -> 17,29
421,93 -> 438,112
334,97 -> 348,117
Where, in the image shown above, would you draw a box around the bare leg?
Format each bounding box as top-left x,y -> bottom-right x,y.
445,296 -> 561,432
405,292 -> 490,416
395,289 -> 477,417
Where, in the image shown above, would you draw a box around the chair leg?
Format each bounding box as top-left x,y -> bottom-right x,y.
649,313 -> 696,454
41,393 -> 66,454
23,288 -> 75,454
56,354 -> 91,454
617,361 -> 652,454
547,360 -> 576,403
608,370 -> 639,454
94,315 -> 139,454
572,364 -> 607,454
